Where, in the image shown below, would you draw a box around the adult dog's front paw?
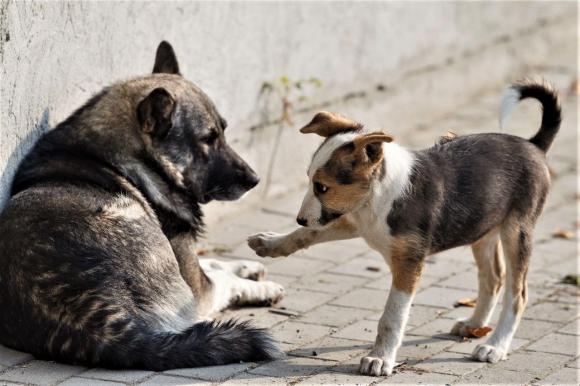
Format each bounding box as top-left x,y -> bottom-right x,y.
247,232 -> 292,258
359,355 -> 395,376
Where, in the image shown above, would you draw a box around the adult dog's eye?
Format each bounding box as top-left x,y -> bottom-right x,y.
314,182 -> 328,194
203,131 -> 218,145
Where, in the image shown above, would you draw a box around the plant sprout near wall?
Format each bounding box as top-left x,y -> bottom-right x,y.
259,76 -> 322,196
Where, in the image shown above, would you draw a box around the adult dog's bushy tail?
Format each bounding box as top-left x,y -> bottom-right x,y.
93,319 -> 279,371
499,79 -> 562,152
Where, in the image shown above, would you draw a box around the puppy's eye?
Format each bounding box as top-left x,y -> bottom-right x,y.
314,182 -> 329,194
203,131 -> 218,145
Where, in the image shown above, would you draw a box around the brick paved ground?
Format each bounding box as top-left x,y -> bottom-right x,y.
0,73 -> 577,385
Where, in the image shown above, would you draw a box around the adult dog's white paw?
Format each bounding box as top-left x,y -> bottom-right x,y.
234,260 -> 267,281
471,344 -> 506,363
247,232 -> 290,258
257,281 -> 285,305
359,355 -> 395,376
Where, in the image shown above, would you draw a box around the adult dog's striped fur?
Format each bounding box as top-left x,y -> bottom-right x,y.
249,80 -> 561,376
0,42 -> 284,370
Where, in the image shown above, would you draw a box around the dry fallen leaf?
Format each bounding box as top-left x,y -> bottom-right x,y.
454,298 -> 477,308
465,326 -> 493,338
553,228 -> 574,239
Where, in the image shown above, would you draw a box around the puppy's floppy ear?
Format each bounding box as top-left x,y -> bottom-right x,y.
137,87 -> 175,138
300,111 -> 361,137
353,131 -> 393,163
153,41 -> 180,75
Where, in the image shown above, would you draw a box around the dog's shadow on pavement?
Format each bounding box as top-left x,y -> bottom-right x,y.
0,108 -> 50,206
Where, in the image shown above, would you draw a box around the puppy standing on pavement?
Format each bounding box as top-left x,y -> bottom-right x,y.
249,80 -> 561,376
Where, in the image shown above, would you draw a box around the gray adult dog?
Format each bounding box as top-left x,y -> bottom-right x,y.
0,41 -> 283,370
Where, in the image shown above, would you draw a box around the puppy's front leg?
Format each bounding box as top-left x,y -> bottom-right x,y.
359,239 -> 425,376
248,217 -> 357,258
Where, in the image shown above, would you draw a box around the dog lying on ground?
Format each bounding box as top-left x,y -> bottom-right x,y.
0,41 -> 284,370
249,80 -> 561,376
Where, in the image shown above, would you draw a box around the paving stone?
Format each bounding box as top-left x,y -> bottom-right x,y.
265,273 -> 298,288
219,306 -> 289,329
80,368 -> 153,383
327,255 -> 388,279
276,288 -> 335,313
436,271 -> 479,291
495,350 -> 570,375
248,356 -> 332,377
271,321 -> 333,348
525,301 -> 579,323
139,375 -> 211,385
330,288 -> 387,311
458,368 -> 536,385
267,256 -> 333,277
422,256 -> 474,279
165,362 -> 253,382
298,304 -> 373,328
0,360 -> 85,386
297,371 -> 377,385
514,318 -> 560,340
413,351 -> 486,376
305,239 -> 366,262
381,369 -> 459,384
558,318 -> 580,336
60,378 -> 124,386
565,355 -> 580,369
448,337 -> 528,355
397,335 -> 456,362
413,287 -> 477,309
292,272 -> 369,295
408,317 -> 458,339
0,345 -> 33,366
289,337 -> 370,362
220,373 -> 294,385
537,366 -> 580,385
526,332 -> 579,356
332,319 -> 377,342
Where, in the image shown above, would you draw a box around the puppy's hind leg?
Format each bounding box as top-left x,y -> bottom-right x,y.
472,219 -> 531,363
451,228 -> 505,336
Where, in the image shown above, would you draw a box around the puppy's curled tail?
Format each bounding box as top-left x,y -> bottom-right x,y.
100,319 -> 280,370
499,79 -> 561,153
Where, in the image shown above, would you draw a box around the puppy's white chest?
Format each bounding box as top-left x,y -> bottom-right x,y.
351,211 -> 391,254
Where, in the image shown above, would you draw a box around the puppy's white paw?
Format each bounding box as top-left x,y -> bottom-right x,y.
471,344 -> 506,363
359,355 -> 395,376
235,260 -> 267,281
247,232 -> 291,258
261,281 -> 285,305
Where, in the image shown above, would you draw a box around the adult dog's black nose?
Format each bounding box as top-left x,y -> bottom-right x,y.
245,170 -> 260,189
296,217 -> 307,227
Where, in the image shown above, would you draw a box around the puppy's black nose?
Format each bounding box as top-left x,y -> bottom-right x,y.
296,217 -> 307,227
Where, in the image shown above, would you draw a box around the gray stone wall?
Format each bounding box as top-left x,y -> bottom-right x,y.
0,1 -> 576,222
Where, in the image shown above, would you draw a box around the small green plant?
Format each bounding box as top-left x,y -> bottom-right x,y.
259,76 -> 322,196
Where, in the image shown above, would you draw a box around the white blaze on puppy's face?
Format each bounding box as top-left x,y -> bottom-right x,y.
298,131 -> 393,227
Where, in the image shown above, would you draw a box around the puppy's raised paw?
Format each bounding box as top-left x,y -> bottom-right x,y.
247,232 -> 292,258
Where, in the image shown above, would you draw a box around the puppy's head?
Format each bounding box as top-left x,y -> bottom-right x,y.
135,41 -> 259,204
297,112 -> 393,227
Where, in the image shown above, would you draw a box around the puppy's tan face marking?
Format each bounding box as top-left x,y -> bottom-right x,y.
298,112 -> 393,226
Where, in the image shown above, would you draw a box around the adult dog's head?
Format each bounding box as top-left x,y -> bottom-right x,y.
132,41 -> 259,204
14,41 -> 261,232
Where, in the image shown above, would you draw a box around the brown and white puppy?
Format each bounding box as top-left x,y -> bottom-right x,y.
248,80 -> 561,376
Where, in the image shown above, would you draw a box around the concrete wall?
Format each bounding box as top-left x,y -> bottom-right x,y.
0,1 -> 576,223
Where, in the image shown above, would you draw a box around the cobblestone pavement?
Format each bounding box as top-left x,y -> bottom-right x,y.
1,75 -> 578,385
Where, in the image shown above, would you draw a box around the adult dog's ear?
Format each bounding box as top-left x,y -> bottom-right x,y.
353,132 -> 393,163
137,88 -> 175,138
300,111 -> 362,137
153,41 -> 180,75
